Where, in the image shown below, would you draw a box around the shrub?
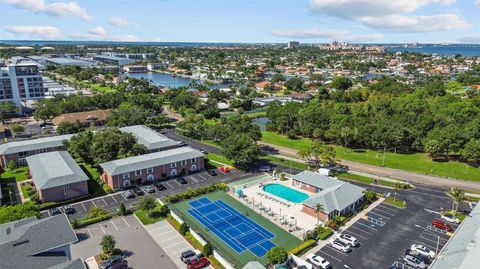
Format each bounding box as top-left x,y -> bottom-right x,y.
208,255 -> 225,269
167,214 -> 181,231
325,220 -> 338,230
185,232 -> 204,251
317,228 -> 333,240
266,247 -> 288,265
111,248 -> 123,256
7,160 -> 17,171
118,203 -> 127,216
364,191 -> 378,203
71,218 -> 79,229
289,239 -> 316,255
203,243 -> 213,256
179,222 -> 189,236
77,214 -> 112,228
100,235 -> 116,255
103,184 -> 114,194
88,207 -> 107,218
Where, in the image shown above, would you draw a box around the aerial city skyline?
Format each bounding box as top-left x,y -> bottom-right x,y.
1,0 -> 480,43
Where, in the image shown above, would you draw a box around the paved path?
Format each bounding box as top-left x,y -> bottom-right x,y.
144,220 -> 194,269
259,142 -> 480,192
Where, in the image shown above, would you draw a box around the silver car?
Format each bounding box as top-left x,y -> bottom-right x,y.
403,254 -> 426,269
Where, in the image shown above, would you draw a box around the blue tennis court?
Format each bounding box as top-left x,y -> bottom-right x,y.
187,197 -> 277,257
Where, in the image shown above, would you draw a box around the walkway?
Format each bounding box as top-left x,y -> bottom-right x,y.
144,220 -> 194,269
259,142 -> 480,192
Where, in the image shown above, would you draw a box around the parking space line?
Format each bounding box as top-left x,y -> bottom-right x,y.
189,176 -> 199,183
317,250 -> 343,262
355,221 -> 379,231
373,207 -> 395,216
324,245 -> 349,257
197,173 -> 208,181
165,182 -> 175,189
368,211 -> 391,220
91,200 -> 98,208
99,224 -> 106,234
122,217 -> 130,227
81,202 -> 87,211
86,228 -> 93,238
349,225 -> 374,235
344,231 -> 368,240
378,204 -> 399,213
174,180 -> 182,187
111,195 -> 118,203
419,235 -> 444,246
110,221 -> 119,231
421,231 -> 449,242
414,240 -> 436,251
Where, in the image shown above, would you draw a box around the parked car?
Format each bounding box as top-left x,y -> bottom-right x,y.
306,254 -> 333,269
180,250 -> 196,263
99,256 -> 127,269
144,185 -> 155,193
335,233 -> 360,247
441,213 -> 460,224
389,266 -> 402,269
155,183 -> 167,191
207,170 -> 218,176
49,207 -> 62,216
411,244 -> 435,259
187,257 -> 209,269
405,249 -> 432,264
328,239 -> 351,253
432,219 -> 453,231
123,190 -> 135,199
403,254 -> 426,269
62,205 -> 76,215
177,177 -> 188,185
258,166 -> 272,172
134,187 -> 144,196
218,166 -> 231,173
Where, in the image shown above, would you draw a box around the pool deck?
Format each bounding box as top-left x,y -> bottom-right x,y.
234,177 -> 318,235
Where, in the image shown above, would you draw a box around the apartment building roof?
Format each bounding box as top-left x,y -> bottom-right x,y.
0,134 -> 73,155
119,125 -> 181,151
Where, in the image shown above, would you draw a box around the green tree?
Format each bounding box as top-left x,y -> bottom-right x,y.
0,203 -> 40,224
118,203 -> 127,216
221,134 -> 260,166
314,203 -> 324,225
448,188 -> 465,214
330,76 -> 352,91
100,235 -> 116,255
203,243 -> 213,256
461,139 -> 480,163
9,124 -> 24,135
179,222 -> 189,236
88,207 -> 106,218
137,196 -> 157,217
7,160 -> 17,171
298,141 -> 336,170
284,77 -> 304,92
0,101 -> 18,120
266,247 -> 288,264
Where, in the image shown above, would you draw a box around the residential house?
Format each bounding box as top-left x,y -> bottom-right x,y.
255,81 -> 270,91
292,171 -> 365,221
52,109 -> 112,127
0,134 -> 73,167
119,125 -> 182,153
26,151 -> 89,202
100,146 -> 204,190
0,214 -> 85,269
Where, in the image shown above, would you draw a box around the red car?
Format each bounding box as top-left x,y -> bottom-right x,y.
187,257 -> 209,269
432,219 -> 453,231
218,166 -> 231,173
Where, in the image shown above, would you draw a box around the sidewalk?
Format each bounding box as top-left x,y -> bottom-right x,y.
301,198 -> 385,259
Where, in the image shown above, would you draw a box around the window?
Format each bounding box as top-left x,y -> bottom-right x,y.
18,151 -> 30,158
64,184 -> 70,190
36,148 -> 48,154
191,158 -> 196,163
181,160 -> 187,165
147,167 -> 153,173
135,170 -> 142,176
294,181 -> 301,187
170,162 -> 176,168
123,172 -> 130,179
18,159 -> 26,166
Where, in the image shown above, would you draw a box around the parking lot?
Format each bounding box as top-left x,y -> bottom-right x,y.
71,214 -> 177,269
311,184 -> 460,269
42,168 -> 254,220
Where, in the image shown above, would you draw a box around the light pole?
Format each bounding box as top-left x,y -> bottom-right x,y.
9,190 -> 12,205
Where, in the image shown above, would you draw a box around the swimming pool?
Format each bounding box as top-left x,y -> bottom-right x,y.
263,184 -> 309,203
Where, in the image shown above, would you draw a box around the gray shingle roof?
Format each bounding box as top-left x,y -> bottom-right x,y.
242,261 -> 266,269
100,146 -> 204,176
119,125 -> 181,151
0,134 -> 73,155
0,214 -> 82,269
293,171 -> 365,213
26,151 -> 88,190
430,203 -> 480,269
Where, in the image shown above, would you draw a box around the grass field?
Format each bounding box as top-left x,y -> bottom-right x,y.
261,155 -> 308,171
169,191 -> 301,267
206,153 -> 234,166
261,131 -> 480,182
1,167 -> 29,182
134,202 -> 165,225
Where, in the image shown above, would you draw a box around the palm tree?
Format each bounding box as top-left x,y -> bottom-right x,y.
448,188 -> 465,214
314,203 -> 325,225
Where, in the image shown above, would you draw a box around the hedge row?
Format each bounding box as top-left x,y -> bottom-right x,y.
208,255 -> 226,269
163,183 -> 228,204
289,239 -> 316,256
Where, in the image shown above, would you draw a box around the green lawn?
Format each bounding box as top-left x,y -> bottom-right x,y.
1,167 -> 29,182
261,155 -> 308,171
90,83 -> 115,92
384,196 -> 407,208
244,111 -> 267,118
206,153 -> 234,166
79,163 -> 106,197
261,131 -> 480,182
134,202 -> 166,225
20,182 -> 36,199
169,191 -> 302,268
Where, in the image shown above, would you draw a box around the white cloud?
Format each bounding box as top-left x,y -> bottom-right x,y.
308,0 -> 467,33
272,28 -> 349,39
476,0 -> 480,7
109,16 -> 130,27
1,0 -> 92,21
88,26 -> 107,36
362,14 -> 470,32
4,25 -> 62,39
457,35 -> 480,44
112,35 -> 140,42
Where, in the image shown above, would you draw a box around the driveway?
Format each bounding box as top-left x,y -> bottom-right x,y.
71,214 -> 177,269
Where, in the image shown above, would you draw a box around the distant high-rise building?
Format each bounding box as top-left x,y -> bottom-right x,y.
0,63 -> 45,113
287,41 -> 300,49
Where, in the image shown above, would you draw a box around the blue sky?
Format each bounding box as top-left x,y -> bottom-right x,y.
0,0 -> 479,43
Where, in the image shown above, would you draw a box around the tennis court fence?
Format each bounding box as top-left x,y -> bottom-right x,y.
171,208 -> 242,268
229,174 -> 271,191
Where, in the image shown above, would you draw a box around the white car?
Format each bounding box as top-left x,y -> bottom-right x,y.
441,214 -> 460,224
306,254 -> 333,269
403,254 -> 426,269
335,233 -> 360,247
328,239 -> 351,253
411,244 -> 435,259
